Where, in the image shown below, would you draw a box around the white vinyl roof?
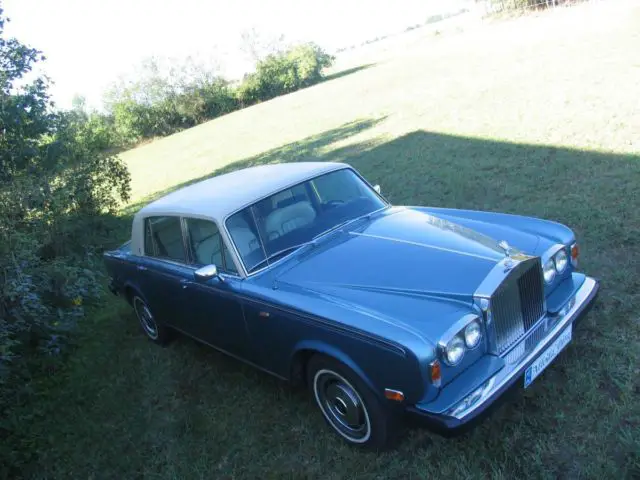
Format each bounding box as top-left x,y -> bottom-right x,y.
137,162 -> 349,222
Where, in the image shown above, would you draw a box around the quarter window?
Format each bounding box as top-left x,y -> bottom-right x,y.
185,218 -> 238,274
144,216 -> 186,262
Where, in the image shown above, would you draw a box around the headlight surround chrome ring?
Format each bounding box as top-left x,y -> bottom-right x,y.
554,249 -> 568,273
543,258 -> 556,284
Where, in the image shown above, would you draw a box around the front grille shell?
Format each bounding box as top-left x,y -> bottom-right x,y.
477,256 -> 546,356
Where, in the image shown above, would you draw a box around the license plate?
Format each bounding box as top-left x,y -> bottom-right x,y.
524,325 -> 572,388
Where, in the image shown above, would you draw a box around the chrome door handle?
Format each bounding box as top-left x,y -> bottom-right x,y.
137,265 -> 147,272
180,279 -> 191,289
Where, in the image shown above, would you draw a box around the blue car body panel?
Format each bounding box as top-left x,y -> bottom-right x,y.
104,202 -> 597,431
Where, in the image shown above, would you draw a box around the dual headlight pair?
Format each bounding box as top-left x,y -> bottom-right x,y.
441,316 -> 482,366
441,243 -> 579,367
542,243 -> 579,284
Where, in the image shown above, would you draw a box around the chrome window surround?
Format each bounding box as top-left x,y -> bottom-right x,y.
140,214 -> 242,280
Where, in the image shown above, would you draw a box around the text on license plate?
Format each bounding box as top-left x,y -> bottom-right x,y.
524,325 -> 572,388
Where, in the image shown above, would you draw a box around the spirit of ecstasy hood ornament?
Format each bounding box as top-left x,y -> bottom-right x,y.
498,240 -> 513,257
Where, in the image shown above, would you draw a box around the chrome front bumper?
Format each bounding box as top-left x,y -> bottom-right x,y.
408,276 -> 599,431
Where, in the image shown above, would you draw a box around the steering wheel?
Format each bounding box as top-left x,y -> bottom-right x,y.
326,200 -> 345,208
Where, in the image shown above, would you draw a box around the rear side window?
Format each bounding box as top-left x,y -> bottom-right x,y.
144,216 -> 186,263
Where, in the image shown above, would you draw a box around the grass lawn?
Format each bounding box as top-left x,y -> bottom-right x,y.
12,2 -> 640,478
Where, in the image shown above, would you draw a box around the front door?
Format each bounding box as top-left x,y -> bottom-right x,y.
182,217 -> 250,359
182,277 -> 248,358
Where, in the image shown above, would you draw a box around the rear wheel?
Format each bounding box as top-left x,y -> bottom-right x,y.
307,354 -> 399,449
132,295 -> 171,345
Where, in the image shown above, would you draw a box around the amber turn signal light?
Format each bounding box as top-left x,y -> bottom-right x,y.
384,389 -> 405,402
571,243 -> 579,267
430,359 -> 442,388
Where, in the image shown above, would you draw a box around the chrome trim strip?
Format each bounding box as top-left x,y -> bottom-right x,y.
446,276 -> 598,420
349,232 -> 501,262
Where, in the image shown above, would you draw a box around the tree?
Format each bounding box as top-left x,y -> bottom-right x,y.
0,5 -> 130,388
0,9 -> 55,181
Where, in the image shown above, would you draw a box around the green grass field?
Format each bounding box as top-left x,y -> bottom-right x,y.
15,3 -> 640,478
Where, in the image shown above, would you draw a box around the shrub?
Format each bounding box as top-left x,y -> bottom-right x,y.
237,43 -> 335,106
0,6 -> 131,445
105,44 -> 333,143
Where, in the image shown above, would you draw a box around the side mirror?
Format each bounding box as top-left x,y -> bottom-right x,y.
194,264 -> 222,282
373,184 -> 381,194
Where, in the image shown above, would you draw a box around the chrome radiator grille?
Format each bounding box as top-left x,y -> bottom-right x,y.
492,260 -> 545,355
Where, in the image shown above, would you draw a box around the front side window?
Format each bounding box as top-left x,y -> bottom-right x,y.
144,216 -> 186,263
184,218 -> 237,274
226,168 -> 386,273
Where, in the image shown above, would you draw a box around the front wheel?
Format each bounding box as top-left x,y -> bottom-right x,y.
307,355 -> 399,449
132,295 -> 172,345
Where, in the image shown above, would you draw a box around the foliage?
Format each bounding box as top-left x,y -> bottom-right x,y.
236,43 -> 335,106
103,57 -> 238,143
0,8 -> 131,471
487,0 -> 572,12
102,44 -> 334,145
0,12 -> 54,182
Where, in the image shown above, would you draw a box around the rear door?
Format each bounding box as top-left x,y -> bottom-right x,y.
136,215 -> 192,328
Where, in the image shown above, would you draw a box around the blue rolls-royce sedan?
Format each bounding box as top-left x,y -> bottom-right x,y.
104,162 -> 599,448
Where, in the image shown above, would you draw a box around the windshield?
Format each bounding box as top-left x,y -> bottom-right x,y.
225,168 -> 386,273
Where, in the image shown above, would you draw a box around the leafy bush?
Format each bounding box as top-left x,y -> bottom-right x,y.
104,58 -> 239,143
0,5 -> 130,444
104,43 -> 334,143
237,43 -> 335,106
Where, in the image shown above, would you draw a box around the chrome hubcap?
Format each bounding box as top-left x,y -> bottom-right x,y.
313,369 -> 371,443
133,297 -> 158,339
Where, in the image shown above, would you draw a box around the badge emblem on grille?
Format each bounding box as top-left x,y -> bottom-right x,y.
503,258 -> 515,271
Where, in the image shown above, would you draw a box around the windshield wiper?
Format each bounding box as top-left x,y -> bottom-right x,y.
312,215 -> 369,241
247,242 -> 313,273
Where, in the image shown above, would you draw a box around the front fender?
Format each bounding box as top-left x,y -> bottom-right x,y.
289,335 -> 431,405
291,340 -> 380,396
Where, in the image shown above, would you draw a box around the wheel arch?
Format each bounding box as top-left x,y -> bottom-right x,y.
289,340 -> 380,398
123,281 -> 145,306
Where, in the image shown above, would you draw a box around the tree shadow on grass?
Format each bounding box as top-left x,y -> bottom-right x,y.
121,116 -> 387,218
123,127 -> 639,246
322,63 -> 376,83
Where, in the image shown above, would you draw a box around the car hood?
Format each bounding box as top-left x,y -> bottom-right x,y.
267,206 -> 552,346
276,207 -> 522,303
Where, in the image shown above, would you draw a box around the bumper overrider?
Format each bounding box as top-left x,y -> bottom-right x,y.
407,276 -> 599,433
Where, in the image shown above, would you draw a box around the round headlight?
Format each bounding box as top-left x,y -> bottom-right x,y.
543,259 -> 556,284
464,320 -> 482,349
554,249 -> 568,273
444,336 -> 465,365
